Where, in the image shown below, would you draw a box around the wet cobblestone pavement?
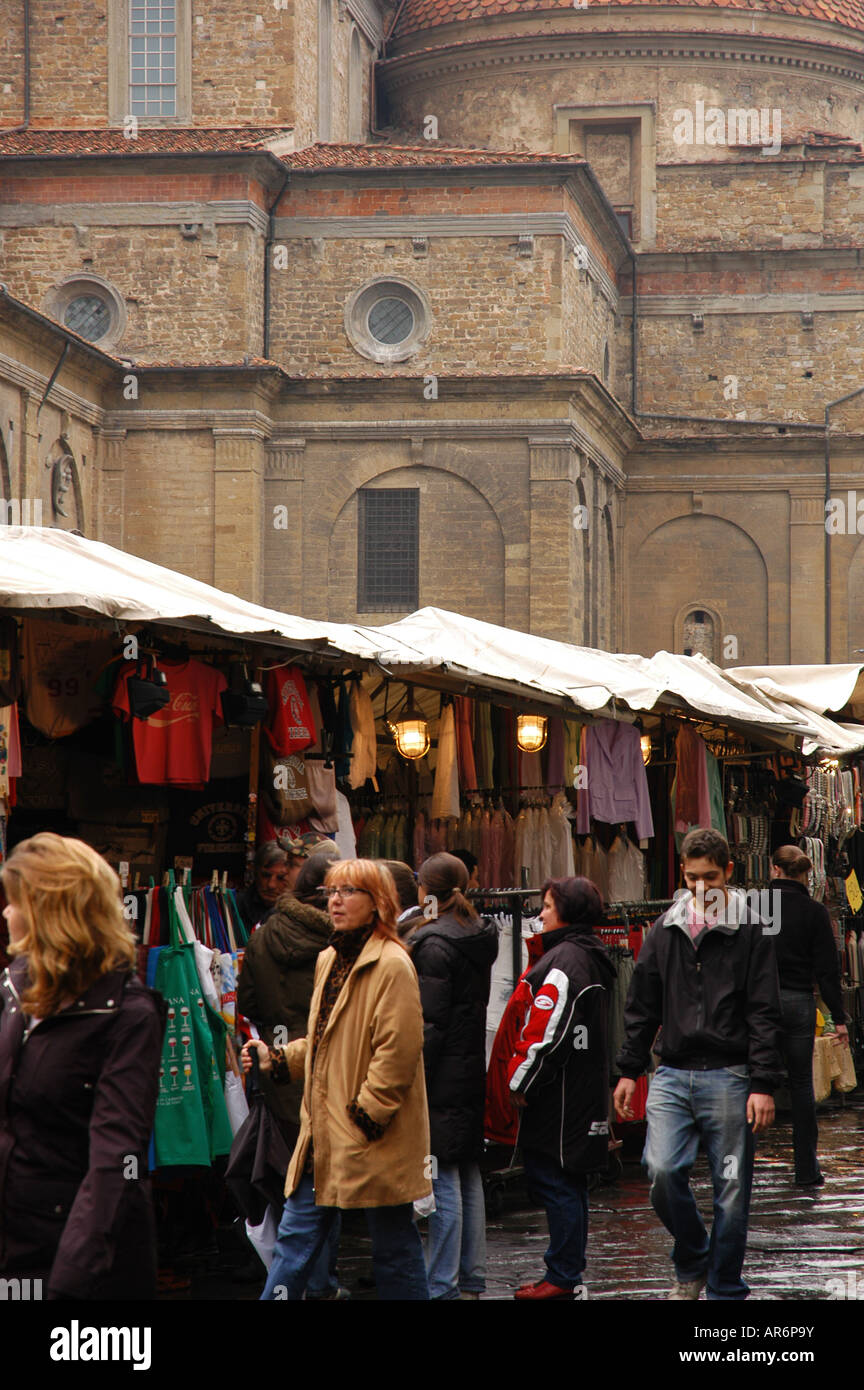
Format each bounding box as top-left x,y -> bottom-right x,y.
161,1096 -> 864,1301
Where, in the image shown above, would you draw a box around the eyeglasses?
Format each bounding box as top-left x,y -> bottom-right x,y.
325,885 -> 372,900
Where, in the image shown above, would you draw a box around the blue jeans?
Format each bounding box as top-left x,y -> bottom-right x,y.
305,1213 -> 342,1297
261,1174 -> 430,1301
426,1161 -> 487,1299
778,990 -> 820,1184
643,1066 -> 754,1300
521,1149 -> 589,1291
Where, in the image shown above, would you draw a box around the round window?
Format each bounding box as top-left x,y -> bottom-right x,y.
64,294 -> 113,342
368,297 -> 415,346
345,278 -> 431,363
46,275 -> 126,350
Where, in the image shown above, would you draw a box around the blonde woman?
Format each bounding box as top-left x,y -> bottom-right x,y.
0,833 -> 164,1300
242,858 -> 431,1300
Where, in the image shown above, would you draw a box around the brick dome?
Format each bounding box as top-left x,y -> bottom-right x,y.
390,0 -> 864,41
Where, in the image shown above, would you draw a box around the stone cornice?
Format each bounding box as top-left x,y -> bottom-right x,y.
621,291 -> 864,314
102,408 -> 275,433
272,416 -> 630,482
379,29 -> 864,92
0,200 -> 269,234
274,211 -> 621,304
637,249 -> 864,272
0,350 -> 106,426
339,0 -> 384,45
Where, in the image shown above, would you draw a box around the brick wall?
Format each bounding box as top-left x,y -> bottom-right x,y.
269,230 -> 611,373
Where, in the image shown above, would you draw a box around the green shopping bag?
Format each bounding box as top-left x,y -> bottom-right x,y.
153,891 -> 234,1167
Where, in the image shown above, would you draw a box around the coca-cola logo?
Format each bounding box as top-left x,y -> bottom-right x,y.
149,691 -> 201,726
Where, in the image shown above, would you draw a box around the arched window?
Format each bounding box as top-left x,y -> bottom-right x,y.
603,340 -> 610,385
682,608 -> 716,661
318,0 -> 332,141
348,26 -> 363,142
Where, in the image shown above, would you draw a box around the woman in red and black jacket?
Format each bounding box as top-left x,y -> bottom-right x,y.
490,876 -> 615,1302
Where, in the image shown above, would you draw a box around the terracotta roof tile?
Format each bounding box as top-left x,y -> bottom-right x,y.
281,141 -> 584,169
0,127 -> 294,157
0,285 -> 125,361
391,0 -> 864,39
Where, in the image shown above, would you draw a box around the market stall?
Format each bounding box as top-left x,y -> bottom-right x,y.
1,530 -> 860,1266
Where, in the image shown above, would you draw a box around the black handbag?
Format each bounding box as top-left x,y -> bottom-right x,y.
224,1052 -> 297,1225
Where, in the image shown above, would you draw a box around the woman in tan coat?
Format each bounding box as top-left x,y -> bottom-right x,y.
241,858 -> 431,1300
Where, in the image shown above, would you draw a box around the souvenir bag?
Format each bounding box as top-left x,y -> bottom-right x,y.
151,890 -> 234,1167
260,738 -> 315,825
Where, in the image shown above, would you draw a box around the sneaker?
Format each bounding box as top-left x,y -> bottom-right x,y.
668,1275 -> 707,1300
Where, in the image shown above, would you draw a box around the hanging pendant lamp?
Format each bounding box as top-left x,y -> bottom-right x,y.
516,713 -> 548,753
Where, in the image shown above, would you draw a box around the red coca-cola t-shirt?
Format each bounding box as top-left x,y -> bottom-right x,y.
113,659 -> 228,787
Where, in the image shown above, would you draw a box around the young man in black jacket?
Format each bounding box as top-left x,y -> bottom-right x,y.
613,828 -> 782,1301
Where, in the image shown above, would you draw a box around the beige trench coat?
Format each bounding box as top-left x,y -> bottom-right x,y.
281,931 -> 433,1209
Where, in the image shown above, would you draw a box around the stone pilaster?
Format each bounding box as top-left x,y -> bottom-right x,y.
528,440 -> 581,643
789,494 -> 826,663
212,429 -> 267,603
262,440 -> 306,614
96,429 -> 127,547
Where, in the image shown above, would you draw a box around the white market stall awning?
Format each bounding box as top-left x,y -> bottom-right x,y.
728,663 -> 864,717
0,526 -> 364,655
3,533 -> 862,756
340,608 -> 864,754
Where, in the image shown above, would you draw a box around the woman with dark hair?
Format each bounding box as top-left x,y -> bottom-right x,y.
503,875 -> 615,1300
380,859 -> 425,942
770,845 -> 848,1186
242,859 -> 431,1300
411,852 -> 498,1299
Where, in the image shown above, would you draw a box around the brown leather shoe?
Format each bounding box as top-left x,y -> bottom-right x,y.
513,1280 -> 575,1301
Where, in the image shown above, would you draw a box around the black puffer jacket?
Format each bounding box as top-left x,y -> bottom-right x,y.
236,894 -> 331,1128
410,912 -> 498,1164
0,958 -> 165,1299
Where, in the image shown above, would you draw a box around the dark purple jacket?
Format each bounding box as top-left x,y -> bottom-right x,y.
0,956 -> 164,1299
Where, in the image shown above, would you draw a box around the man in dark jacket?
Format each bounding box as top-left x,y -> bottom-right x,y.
613,827 -> 782,1302
505,877 -> 615,1302
771,845 -> 848,1186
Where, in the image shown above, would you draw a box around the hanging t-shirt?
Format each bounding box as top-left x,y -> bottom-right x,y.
265,666 -> 315,756
112,658 -> 227,787
23,618 -> 113,738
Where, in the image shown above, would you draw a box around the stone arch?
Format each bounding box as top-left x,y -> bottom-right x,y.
318,448 -> 522,559
326,464 -> 506,623
630,514 -> 768,662
673,600 -> 724,663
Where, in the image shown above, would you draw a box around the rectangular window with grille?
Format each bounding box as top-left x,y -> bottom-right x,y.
357,489 -> 419,612
130,1 -> 177,116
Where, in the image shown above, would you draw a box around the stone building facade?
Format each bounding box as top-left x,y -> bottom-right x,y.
2,0 -> 864,664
